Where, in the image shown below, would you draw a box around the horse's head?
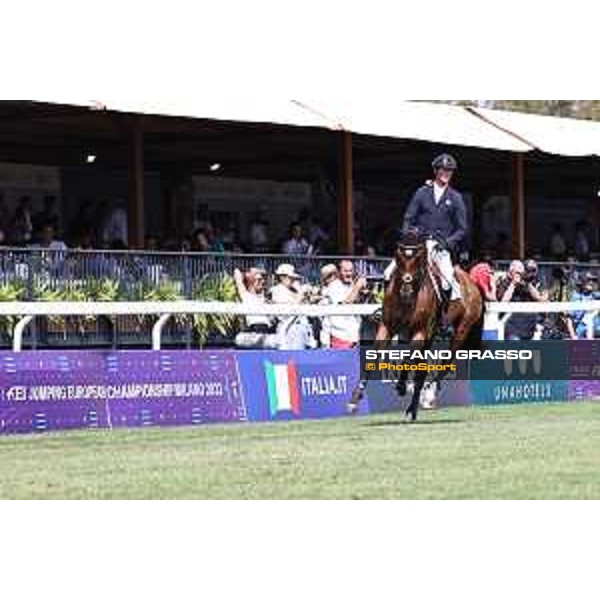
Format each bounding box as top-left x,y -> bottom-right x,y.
393,230 -> 427,301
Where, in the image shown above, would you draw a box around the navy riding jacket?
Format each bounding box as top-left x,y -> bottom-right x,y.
402,184 -> 467,252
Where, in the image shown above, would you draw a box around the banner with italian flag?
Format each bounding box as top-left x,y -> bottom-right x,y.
264,360 -> 301,417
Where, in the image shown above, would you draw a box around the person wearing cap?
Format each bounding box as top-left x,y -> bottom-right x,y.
321,260 -> 367,349
569,271 -> 600,339
270,263 -> 305,303
384,153 -> 466,302
270,263 -> 316,349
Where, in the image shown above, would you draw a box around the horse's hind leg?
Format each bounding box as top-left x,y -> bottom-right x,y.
405,335 -> 432,421
348,322 -> 390,414
406,370 -> 426,422
395,369 -> 408,397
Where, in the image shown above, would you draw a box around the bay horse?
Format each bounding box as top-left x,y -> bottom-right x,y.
349,230 -> 484,421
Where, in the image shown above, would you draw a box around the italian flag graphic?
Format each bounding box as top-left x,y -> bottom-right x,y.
264,360 -> 301,417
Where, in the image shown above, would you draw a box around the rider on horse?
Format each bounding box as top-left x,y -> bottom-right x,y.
384,153 -> 467,303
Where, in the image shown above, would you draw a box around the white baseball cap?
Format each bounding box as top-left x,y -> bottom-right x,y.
275,263 -> 301,278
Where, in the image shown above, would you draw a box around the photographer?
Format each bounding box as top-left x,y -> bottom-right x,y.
569,272 -> 600,339
496,259 -> 548,340
269,264 -> 316,350
542,266 -> 577,340
321,260 -> 367,349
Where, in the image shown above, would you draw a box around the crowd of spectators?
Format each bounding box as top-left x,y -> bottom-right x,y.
0,196 -> 342,258
3,193 -> 600,344
470,256 -> 600,340
231,251 -> 600,351
233,259 -> 372,350
1,193 -> 598,267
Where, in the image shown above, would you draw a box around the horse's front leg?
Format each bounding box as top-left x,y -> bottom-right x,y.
405,331 -> 428,421
348,321 -> 391,414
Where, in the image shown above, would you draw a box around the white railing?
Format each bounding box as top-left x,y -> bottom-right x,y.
1,299 -> 599,351
486,301 -> 600,340
0,301 -> 381,352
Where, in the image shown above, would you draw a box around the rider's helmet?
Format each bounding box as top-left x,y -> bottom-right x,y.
432,153 -> 458,171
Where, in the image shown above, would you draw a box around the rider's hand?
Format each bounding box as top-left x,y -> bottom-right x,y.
233,268 -> 243,281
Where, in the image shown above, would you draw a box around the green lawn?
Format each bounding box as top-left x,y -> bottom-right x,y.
1,402 -> 600,499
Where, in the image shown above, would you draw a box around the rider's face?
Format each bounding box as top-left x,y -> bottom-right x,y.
435,168 -> 453,186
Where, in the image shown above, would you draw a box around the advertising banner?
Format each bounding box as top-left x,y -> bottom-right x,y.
0,351 -> 245,434
469,379 -> 568,406
569,381 -> 600,401
1,347 -> 597,435
236,349 -> 369,421
568,341 -> 600,401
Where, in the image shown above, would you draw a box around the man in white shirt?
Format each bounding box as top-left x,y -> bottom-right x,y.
30,223 -> 68,272
33,223 -> 67,252
322,260 -> 367,349
102,202 -> 129,246
281,223 -> 311,255
249,209 -> 270,252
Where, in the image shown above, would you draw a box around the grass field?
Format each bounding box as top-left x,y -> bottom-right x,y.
1,402 -> 600,499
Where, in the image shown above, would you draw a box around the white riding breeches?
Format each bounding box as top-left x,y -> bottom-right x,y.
384,239 -> 462,300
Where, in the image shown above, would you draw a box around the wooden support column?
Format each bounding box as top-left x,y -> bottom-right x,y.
338,130 -> 354,254
511,153 -> 525,259
471,189 -> 484,259
127,116 -> 145,248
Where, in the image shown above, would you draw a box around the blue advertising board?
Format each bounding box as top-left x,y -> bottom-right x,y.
236,349 -> 369,421
469,379 -> 568,405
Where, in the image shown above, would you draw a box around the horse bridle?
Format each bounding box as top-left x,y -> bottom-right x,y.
396,243 -> 426,291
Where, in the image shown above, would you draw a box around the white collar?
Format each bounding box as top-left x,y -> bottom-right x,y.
433,182 -> 447,204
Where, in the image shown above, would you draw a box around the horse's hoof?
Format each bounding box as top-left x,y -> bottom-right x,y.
404,409 -> 417,422
347,389 -> 362,415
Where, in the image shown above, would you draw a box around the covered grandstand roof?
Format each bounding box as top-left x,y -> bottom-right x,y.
468,106 -> 600,157
314,99 -> 533,152
6,98 -> 600,157
6,97 -> 530,153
